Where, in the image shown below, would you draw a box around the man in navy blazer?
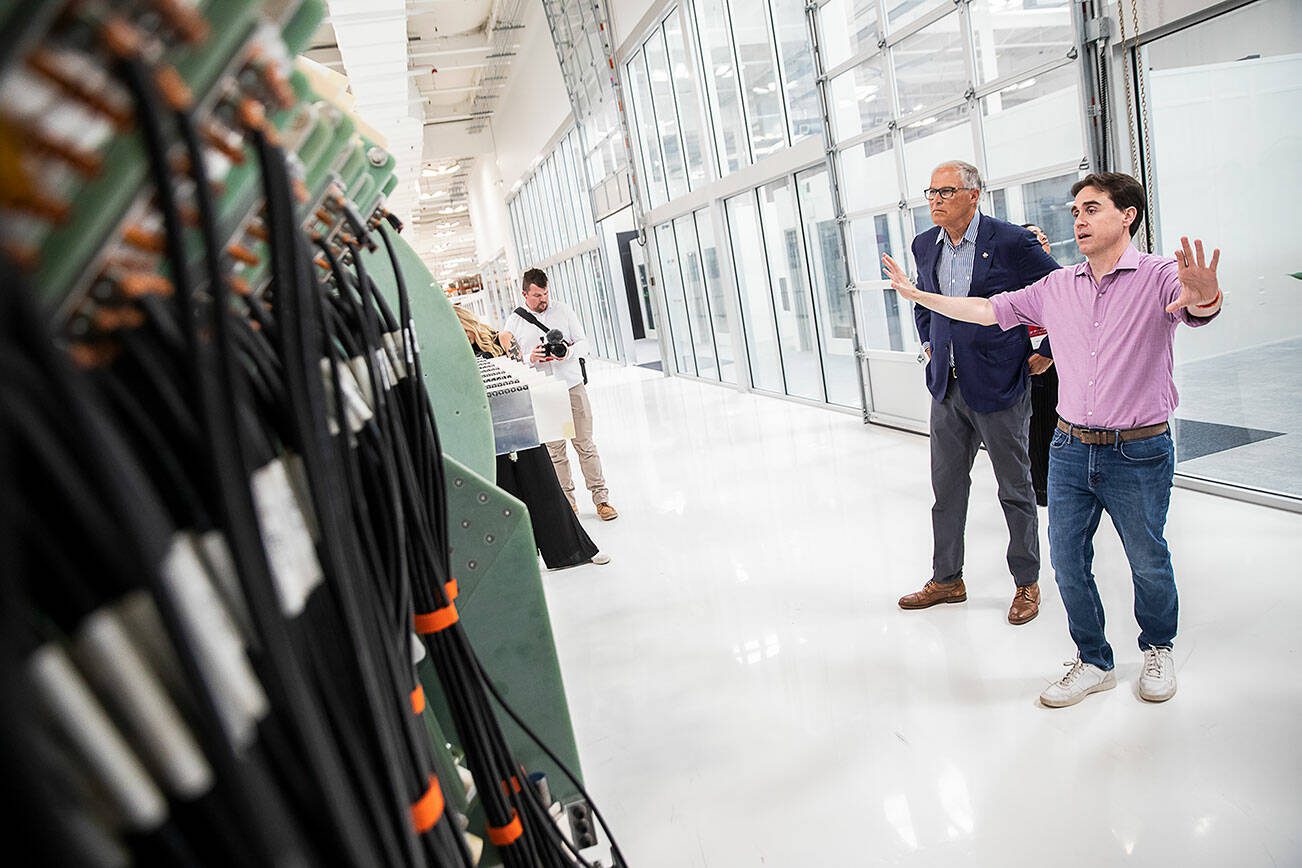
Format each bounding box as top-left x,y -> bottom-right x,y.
897,161 -> 1061,625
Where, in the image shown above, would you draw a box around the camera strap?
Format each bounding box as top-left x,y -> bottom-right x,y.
513,307 -> 551,335
512,307 -> 587,385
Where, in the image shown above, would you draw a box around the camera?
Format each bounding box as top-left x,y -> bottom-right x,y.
543,328 -> 569,359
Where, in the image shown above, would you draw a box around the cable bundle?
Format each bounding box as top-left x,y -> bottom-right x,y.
1,4 -> 624,867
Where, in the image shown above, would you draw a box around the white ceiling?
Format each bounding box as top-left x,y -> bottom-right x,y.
308,0 -> 530,284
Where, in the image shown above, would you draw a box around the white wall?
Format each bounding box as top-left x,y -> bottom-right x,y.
487,1 -> 573,191
609,0 -> 669,53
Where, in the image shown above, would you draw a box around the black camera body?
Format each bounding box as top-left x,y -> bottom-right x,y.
543,328 -> 569,360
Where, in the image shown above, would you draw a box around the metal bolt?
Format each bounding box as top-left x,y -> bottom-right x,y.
366,146 -> 389,167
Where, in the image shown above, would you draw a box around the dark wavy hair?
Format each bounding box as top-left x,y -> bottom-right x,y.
1071,173 -> 1146,238
521,267 -> 548,294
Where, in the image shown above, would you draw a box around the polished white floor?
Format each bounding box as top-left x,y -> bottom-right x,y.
546,363 -> 1302,868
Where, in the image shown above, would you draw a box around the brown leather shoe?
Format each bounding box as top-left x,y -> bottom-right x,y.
1008,583 -> 1040,625
596,503 -> 619,521
898,579 -> 967,610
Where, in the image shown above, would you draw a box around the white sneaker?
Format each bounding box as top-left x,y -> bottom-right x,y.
1138,646 -> 1177,702
590,552 -> 610,565
1039,658 -> 1116,708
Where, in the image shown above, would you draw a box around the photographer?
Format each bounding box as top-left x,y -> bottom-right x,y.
500,268 -> 619,521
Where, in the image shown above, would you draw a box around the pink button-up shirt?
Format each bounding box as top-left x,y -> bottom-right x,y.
990,245 -> 1218,429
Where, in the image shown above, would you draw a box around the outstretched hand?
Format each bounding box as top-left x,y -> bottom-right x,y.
882,254 -> 922,302
1166,236 -> 1221,313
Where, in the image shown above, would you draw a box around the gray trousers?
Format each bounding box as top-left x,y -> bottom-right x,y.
930,374 -> 1039,587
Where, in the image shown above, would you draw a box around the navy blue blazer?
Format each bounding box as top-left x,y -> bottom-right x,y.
912,216 -> 1061,413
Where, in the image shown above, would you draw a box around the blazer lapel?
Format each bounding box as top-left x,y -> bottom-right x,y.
970,218 -> 995,297
919,227 -> 942,292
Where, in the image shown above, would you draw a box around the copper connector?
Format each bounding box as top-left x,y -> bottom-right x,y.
102,18 -> 142,59
27,50 -> 132,128
68,341 -> 120,369
228,275 -> 252,297
12,119 -> 103,175
117,272 -> 174,298
93,305 -> 146,331
148,0 -> 210,44
227,243 -> 259,266
123,225 -> 166,253
153,66 -> 193,112
1,190 -> 71,223
202,122 -> 245,165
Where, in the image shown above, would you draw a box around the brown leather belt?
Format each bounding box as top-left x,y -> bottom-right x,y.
1057,418 -> 1169,445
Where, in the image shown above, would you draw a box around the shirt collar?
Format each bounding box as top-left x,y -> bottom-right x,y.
936,212 -> 981,248
1074,243 -> 1142,278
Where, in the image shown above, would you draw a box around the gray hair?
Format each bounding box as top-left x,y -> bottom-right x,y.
935,160 -> 984,192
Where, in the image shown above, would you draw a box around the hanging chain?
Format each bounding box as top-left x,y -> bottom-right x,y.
1127,0 -> 1155,249
1114,0 -> 1155,249
1114,0 -> 1140,181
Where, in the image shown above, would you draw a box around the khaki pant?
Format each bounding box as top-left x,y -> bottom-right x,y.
546,383 -> 609,507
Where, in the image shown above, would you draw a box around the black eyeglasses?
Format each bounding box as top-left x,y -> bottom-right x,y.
923,186 -> 971,201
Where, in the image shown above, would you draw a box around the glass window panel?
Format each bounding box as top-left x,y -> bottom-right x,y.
664,14 -> 709,189
550,158 -> 568,251
839,134 -> 898,213
508,200 -> 524,267
673,213 -> 721,380
694,209 -> 738,384
654,223 -> 698,375
542,158 -> 566,253
695,0 -> 751,174
769,0 -> 821,141
571,258 -> 598,342
969,0 -> 1074,85
557,134 -> 581,243
645,29 -> 690,201
909,202 -> 935,239
795,166 -> 857,406
730,0 -> 788,159
579,252 -> 603,358
818,0 -> 881,70
891,11 -> 966,116
828,54 -> 890,143
627,51 -> 669,208
530,173 -> 549,259
757,177 -> 825,401
987,171 -> 1082,265
590,251 -> 617,359
549,156 -> 570,249
567,131 -> 595,231
981,62 -> 1084,181
1141,0 -> 1302,498
521,185 -> 538,264
847,211 -> 919,353
885,0 -> 946,34
725,192 -> 784,391
901,102 -> 974,196
578,255 -> 604,358
529,180 -> 547,260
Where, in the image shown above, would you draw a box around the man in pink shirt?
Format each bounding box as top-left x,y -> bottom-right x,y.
883,172 -> 1223,708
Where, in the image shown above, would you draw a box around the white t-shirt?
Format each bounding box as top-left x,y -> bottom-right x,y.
501,299 -> 589,389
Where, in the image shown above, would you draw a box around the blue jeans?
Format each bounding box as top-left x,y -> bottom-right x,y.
1047,428 -> 1177,671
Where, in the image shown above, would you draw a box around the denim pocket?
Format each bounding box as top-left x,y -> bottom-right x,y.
1118,432 -> 1173,463
1050,428 -> 1070,449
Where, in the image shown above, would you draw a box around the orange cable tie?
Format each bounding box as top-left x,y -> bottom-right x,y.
410,684 -> 426,716
414,602 -> 458,635
486,812 -> 523,847
410,775 -> 445,834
